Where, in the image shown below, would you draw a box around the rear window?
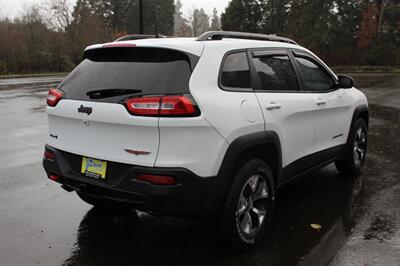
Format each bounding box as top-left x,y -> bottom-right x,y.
58,47 -> 196,102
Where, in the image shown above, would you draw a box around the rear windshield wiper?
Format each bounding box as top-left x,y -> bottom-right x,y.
86,88 -> 142,99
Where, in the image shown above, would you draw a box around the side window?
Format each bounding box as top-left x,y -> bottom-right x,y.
295,57 -> 334,92
252,54 -> 299,91
221,52 -> 251,89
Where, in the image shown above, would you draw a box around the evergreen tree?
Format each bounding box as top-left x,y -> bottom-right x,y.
221,0 -> 262,33
191,8 -> 209,36
108,0 -> 134,33
260,0 -> 291,34
209,8 -> 221,31
174,0 -> 187,35
127,0 -> 175,36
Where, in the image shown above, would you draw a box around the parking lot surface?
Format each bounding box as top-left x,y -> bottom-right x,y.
0,76 -> 399,266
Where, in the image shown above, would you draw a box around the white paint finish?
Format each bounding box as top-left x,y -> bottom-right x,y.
256,93 -> 316,167
241,99 -> 258,123
86,38 -> 205,57
156,117 -> 228,177
308,88 -> 354,152
47,100 -> 159,167
86,37 -> 300,58
48,37 -> 369,179
189,43 -> 265,145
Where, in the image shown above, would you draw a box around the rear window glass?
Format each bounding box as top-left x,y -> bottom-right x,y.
58,47 -> 195,102
221,52 -> 251,89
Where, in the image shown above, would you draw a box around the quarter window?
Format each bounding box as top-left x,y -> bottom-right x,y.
252,55 -> 299,91
221,52 -> 251,88
295,57 -> 334,92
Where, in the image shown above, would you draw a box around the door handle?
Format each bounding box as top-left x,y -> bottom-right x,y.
265,102 -> 281,110
316,99 -> 326,106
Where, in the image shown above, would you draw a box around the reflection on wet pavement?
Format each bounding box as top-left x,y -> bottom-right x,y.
62,169 -> 363,266
331,98 -> 400,265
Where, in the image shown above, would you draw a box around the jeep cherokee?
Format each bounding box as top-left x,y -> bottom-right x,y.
43,31 -> 369,249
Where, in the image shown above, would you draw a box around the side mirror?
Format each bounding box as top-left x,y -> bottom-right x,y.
337,75 -> 354,89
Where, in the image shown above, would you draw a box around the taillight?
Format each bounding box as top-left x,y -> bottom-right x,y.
125,96 -> 161,116
47,89 -> 64,107
159,96 -> 197,116
136,174 -> 177,185
124,95 -> 199,117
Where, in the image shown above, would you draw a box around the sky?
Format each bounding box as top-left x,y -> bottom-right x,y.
0,0 -> 231,19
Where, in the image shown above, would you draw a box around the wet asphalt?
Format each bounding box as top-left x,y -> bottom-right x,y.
0,76 -> 399,266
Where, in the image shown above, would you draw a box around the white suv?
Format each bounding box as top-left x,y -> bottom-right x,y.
43,31 -> 369,249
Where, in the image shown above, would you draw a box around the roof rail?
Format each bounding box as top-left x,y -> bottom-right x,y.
196,31 -> 297,45
114,34 -> 167,42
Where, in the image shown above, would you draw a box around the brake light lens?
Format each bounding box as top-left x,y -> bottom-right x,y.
136,174 -> 177,185
124,95 -> 199,117
47,89 -> 64,107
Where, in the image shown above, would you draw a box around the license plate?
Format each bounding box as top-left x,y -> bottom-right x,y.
81,157 -> 107,179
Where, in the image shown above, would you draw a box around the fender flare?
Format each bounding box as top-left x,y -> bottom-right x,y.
218,131 -> 282,181
347,105 -> 369,144
203,131 -> 282,216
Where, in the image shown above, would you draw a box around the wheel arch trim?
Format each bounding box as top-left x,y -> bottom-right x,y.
204,131 -> 282,216
348,105 -> 369,144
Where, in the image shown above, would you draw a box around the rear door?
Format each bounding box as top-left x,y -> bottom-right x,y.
47,47 -> 196,167
250,49 -> 315,178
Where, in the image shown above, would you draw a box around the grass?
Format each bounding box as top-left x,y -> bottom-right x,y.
0,72 -> 68,79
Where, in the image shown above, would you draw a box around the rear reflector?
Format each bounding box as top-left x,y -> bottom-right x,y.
44,150 -> 55,160
49,174 -> 60,181
47,89 -> 64,107
136,174 -> 177,185
125,95 -> 199,117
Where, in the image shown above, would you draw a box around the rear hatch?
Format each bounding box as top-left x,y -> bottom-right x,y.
46,46 -> 198,167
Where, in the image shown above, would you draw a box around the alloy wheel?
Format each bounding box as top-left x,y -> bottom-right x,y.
236,175 -> 270,236
353,127 -> 367,167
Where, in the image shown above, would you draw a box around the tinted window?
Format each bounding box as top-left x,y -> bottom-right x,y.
295,57 -> 334,92
221,52 -> 251,88
252,55 -> 299,91
59,47 -> 195,103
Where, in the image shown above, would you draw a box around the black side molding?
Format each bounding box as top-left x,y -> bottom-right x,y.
281,144 -> 345,183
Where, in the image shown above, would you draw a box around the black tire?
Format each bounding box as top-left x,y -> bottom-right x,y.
335,118 -> 368,174
221,159 -> 275,250
77,192 -> 110,208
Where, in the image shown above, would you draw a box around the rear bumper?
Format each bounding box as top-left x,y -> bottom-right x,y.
43,145 -> 218,218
